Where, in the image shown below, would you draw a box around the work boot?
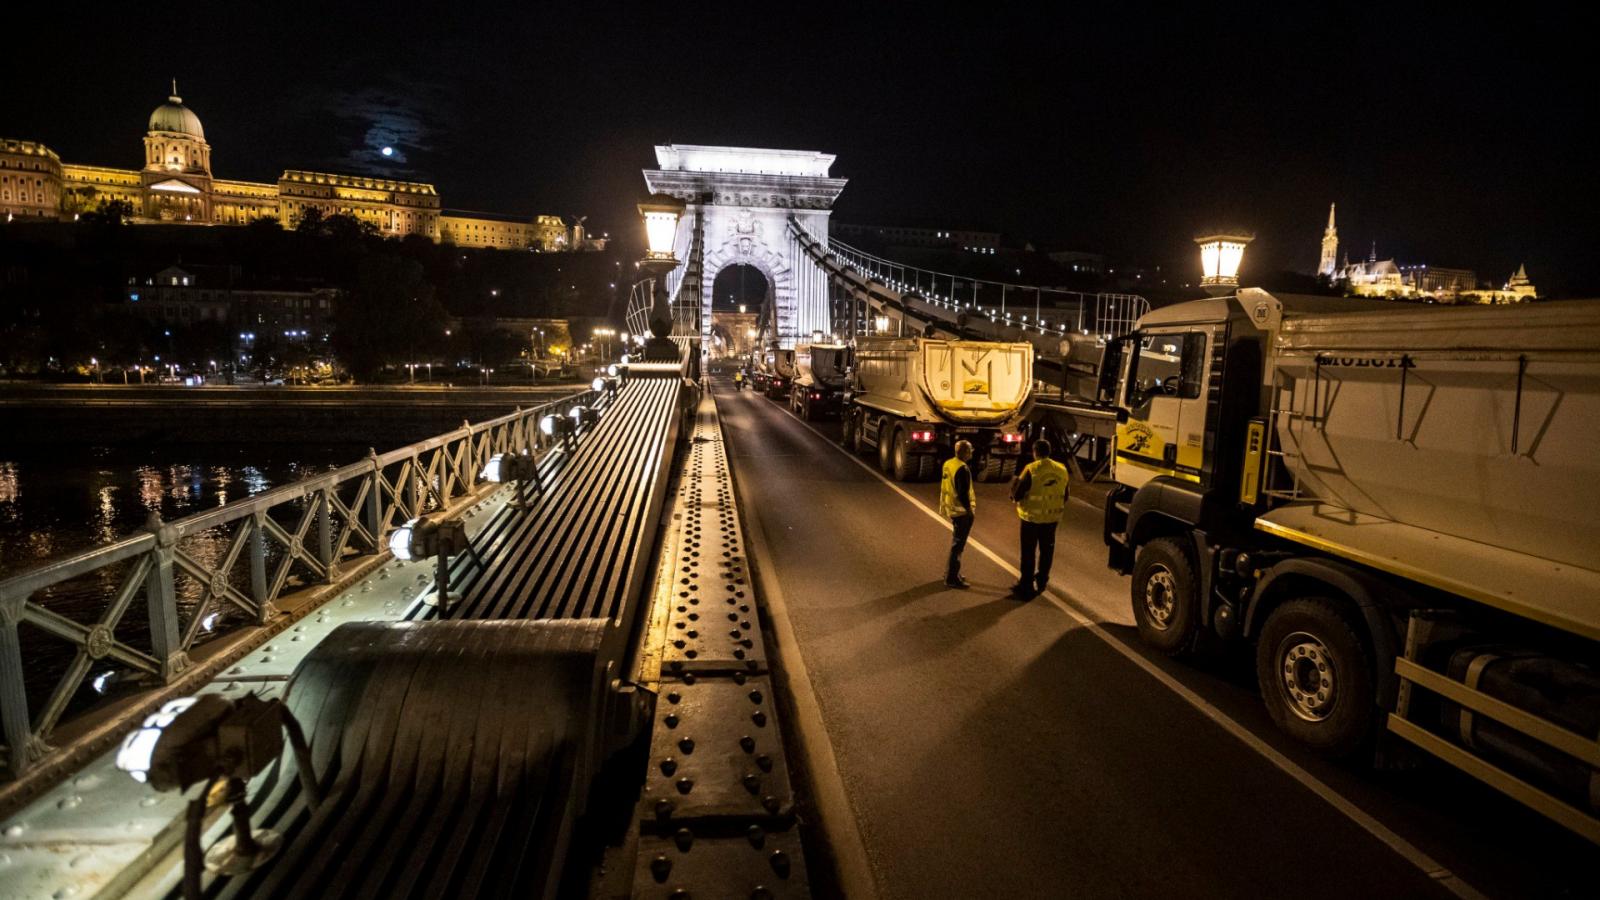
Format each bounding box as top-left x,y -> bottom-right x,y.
945,575 -> 970,589
1008,582 -> 1034,599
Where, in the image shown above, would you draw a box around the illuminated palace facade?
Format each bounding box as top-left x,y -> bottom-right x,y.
0,86 -> 600,252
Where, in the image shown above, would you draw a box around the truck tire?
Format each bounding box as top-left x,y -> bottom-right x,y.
841,410 -> 857,450
915,452 -> 938,481
1255,596 -> 1376,760
1130,538 -> 1202,657
976,455 -> 1005,482
891,427 -> 914,481
877,421 -> 895,473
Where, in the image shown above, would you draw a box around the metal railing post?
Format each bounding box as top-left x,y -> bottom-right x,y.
316,487 -> 335,582
364,450 -> 383,551
461,420 -> 476,494
143,513 -> 190,680
248,512 -> 273,624
0,589 -> 43,775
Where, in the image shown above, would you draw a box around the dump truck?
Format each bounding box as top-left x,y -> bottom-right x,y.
752,346 -> 795,398
1101,289 -> 1600,842
844,336 -> 1033,481
789,343 -> 852,420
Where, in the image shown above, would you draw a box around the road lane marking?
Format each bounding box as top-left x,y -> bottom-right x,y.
719,390 -> 883,900
753,387 -> 1490,900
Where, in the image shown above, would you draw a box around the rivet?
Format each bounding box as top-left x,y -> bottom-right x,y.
751,888 -> 774,900
654,799 -> 674,821
749,690 -> 764,704
676,777 -> 695,794
660,758 -> 677,777
673,827 -> 694,852
664,714 -> 680,729
667,692 -> 681,704
678,737 -> 696,754
762,794 -> 780,813
650,854 -> 672,883
742,773 -> 761,794
756,754 -> 773,773
732,672 -> 747,685
740,735 -> 756,753
751,710 -> 767,727
746,824 -> 766,848
683,672 -> 696,685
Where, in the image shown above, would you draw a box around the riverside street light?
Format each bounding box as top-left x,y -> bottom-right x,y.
1195,232 -> 1254,296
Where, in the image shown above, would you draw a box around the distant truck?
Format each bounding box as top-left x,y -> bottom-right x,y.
789,343 -> 852,420
1101,289 -> 1600,842
844,336 -> 1033,481
752,347 -> 795,398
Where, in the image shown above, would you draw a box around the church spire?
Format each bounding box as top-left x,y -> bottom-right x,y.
1327,203 -> 1337,231
169,78 -> 181,103
1317,202 -> 1340,278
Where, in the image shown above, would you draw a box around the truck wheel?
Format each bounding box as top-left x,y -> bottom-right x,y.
915,452 -> 938,481
1130,538 -> 1202,657
877,422 -> 895,473
1255,596 -> 1376,760
891,428 -> 914,481
841,411 -> 857,450
976,455 -> 1004,482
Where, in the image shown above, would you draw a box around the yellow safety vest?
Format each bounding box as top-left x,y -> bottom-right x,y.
1016,457 -> 1069,524
939,457 -> 974,519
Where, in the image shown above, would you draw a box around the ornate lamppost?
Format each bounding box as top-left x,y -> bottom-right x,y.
1195,232 -> 1254,297
637,194 -> 685,363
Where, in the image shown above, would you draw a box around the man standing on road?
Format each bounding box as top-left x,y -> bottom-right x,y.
940,440 -> 977,588
1009,439 -> 1069,599
734,369 -> 745,391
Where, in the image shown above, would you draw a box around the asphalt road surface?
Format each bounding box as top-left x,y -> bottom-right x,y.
714,379 -> 1592,900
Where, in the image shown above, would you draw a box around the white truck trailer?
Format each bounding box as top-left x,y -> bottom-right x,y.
790,343 -> 852,420
1101,289 -> 1600,842
845,336 -> 1034,481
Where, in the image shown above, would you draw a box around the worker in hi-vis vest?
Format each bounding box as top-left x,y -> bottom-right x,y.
1009,438 -> 1069,599
938,440 -> 977,588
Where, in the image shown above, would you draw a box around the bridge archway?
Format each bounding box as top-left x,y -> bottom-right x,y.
643,144 -> 847,348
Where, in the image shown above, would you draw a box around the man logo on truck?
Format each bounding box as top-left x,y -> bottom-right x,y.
963,379 -> 989,395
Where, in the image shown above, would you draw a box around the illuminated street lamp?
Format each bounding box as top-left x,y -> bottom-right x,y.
1195,232 -> 1254,296
637,193 -> 686,362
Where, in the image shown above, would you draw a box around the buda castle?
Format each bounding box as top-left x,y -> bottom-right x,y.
0,84 -> 601,253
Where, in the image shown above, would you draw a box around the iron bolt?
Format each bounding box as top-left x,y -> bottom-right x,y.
746,824 -> 766,848
664,714 -> 680,729
650,855 -> 672,883
756,754 -> 773,773
751,710 -> 767,727
676,777 -> 695,795
743,773 -> 761,794
770,850 -> 792,879
740,735 -> 756,753
674,827 -> 695,852
661,758 -> 677,776
679,737 -> 696,754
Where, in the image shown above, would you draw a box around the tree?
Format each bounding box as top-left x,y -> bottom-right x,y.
294,206 -> 326,235
331,253 -> 447,380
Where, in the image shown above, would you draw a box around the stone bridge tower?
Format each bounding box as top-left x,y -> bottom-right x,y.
643,145 -> 847,348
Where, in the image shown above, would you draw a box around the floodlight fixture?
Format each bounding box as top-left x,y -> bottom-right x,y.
114,692 -> 321,898
388,514 -> 481,607
482,451 -> 542,508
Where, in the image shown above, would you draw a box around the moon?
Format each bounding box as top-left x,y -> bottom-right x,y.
380,146 -> 394,157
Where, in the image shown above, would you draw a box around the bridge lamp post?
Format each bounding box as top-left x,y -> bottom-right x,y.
1195,233 -> 1254,297
638,194 -> 686,362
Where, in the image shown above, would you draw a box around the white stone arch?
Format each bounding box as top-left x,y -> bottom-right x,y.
700,216 -> 795,344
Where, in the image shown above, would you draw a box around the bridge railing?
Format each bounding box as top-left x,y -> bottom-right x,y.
817,229 -> 1149,339
0,389 -> 595,781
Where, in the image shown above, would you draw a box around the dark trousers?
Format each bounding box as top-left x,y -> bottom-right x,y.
947,514 -> 974,579
1019,520 -> 1057,590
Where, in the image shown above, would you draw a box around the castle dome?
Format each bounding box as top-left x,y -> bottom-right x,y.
148,83 -> 204,140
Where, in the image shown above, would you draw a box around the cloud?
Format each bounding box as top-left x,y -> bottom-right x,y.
311,76 -> 451,178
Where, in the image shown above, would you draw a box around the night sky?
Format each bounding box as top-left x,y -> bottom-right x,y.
6,5 -> 1594,292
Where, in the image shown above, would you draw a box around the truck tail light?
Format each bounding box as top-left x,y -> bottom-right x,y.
1001,432 -> 1025,444
910,429 -> 936,442
810,392 -> 822,400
